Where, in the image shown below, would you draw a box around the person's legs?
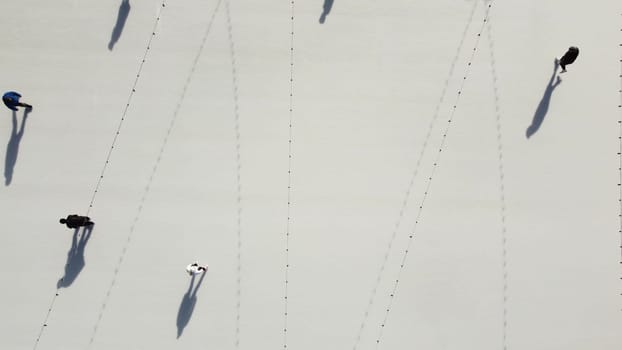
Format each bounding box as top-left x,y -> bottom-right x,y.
559,58 -> 567,72
559,54 -> 570,72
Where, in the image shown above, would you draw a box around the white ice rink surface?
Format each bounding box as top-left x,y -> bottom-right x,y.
1,0 -> 621,349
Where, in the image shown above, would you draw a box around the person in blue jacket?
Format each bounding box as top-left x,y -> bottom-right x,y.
2,91 -> 32,111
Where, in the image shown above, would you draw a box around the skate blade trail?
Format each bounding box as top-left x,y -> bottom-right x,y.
32,4 -> 168,350
352,1 -> 480,348
487,19 -> 510,350
86,2 -> 224,347
373,2 -> 495,348
224,0 -> 243,347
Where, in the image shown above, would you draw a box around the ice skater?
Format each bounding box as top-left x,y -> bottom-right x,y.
177,264 -> 206,338
186,262 -> 208,276
556,46 -> 579,73
59,214 -> 94,229
2,91 -> 32,111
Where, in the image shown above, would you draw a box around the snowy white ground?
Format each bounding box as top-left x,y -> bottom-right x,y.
0,0 -> 621,349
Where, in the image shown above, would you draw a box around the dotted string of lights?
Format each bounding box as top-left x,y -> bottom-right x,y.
86,2 -> 224,346
284,1 -> 295,348
224,0 -> 243,347
618,12 -> 622,312
85,2 -> 167,216
374,2 -> 495,347
32,4 -> 168,350
352,1 -> 481,348
486,19 -> 509,350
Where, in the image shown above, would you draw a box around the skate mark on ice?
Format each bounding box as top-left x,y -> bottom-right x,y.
487,19 -> 510,350
352,1 -> 480,348
373,2 -> 496,348
225,0 -> 244,347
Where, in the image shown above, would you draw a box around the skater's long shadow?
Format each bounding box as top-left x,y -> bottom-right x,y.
5,109 -> 30,186
108,0 -> 131,50
319,0 -> 334,24
526,61 -> 562,138
57,225 -> 94,288
176,273 -> 206,338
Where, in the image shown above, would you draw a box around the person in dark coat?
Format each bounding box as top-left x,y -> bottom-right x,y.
59,215 -> 94,229
2,91 -> 32,111
557,46 -> 579,73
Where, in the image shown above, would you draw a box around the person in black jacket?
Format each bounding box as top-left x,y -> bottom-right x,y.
557,46 -> 579,73
59,214 -> 94,229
